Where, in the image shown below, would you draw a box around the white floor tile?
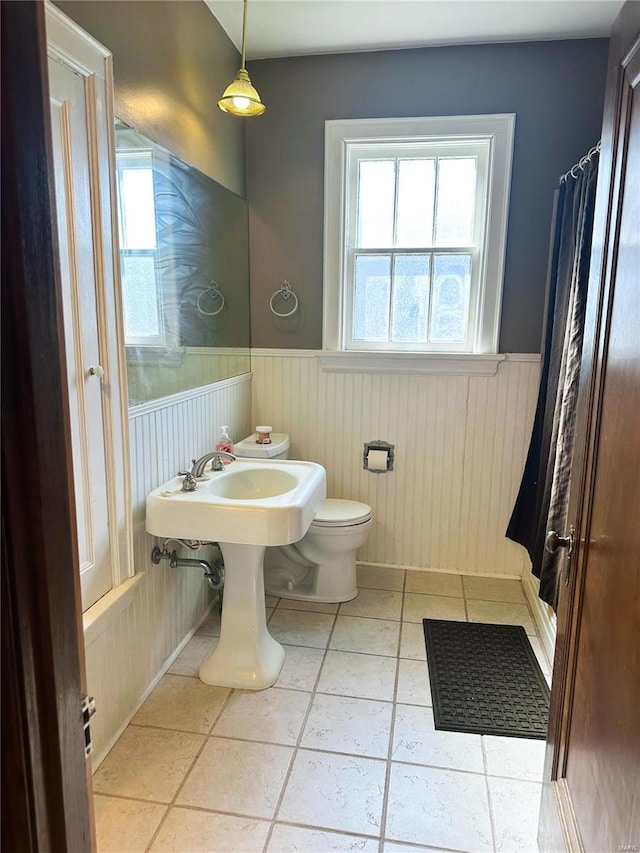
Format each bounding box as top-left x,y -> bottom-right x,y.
399,623 -> 427,661
212,687 -> 310,745
301,694 -> 393,758
339,587 -> 403,620
93,727 -> 204,803
396,659 -> 432,707
277,597 -> 340,614
357,564 -> 406,591
330,615 -> 400,657
488,776 -> 542,852
318,650 -> 397,701
279,749 -> 386,836
132,675 -> 229,734
393,704 -> 484,772
150,808 -> 270,852
94,795 -> 166,853
403,593 -> 466,624
405,571 -> 463,598
177,737 -> 293,818
275,644 -> 326,691
384,845 -> 450,853
463,576 -> 525,603
268,609 -> 335,648
169,635 -> 218,677
269,824 -> 379,852
386,763 -> 493,852
196,608 -> 221,636
483,735 -> 546,782
466,599 -> 536,635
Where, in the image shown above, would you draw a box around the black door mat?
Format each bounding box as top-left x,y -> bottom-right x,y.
423,619 -> 550,739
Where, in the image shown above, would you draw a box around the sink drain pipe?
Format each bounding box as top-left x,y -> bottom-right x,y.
151,540 -> 224,591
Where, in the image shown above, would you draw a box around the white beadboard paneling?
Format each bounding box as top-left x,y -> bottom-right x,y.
86,376 -> 251,766
251,353 -> 539,577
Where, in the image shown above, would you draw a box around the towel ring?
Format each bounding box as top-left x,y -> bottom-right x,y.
269,281 -> 299,318
197,282 -> 225,317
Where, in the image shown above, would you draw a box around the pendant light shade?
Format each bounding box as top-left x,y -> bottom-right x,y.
218,0 -> 265,117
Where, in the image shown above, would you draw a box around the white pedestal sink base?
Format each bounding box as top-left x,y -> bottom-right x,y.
199,543 -> 285,690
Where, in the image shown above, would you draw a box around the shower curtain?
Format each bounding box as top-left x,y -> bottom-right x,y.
506,152 -> 599,609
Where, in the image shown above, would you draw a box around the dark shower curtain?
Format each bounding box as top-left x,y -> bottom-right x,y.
506,152 -> 599,609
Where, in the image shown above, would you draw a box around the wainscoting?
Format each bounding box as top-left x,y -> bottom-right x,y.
251,351 -> 540,578
84,374 -> 251,766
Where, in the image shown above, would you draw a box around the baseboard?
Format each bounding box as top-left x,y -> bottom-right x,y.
356,561 -> 523,581
90,599 -> 218,771
523,571 -> 557,666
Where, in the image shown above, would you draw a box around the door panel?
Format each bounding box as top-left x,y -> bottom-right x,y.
540,6 -> 640,851
48,54 -> 113,610
564,46 -> 640,852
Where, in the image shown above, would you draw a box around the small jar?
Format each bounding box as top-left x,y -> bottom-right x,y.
255,425 -> 272,444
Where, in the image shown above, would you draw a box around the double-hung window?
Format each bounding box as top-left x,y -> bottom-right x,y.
324,115 -> 515,360
116,149 -> 164,346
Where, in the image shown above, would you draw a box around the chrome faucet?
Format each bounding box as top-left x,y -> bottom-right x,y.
180,450 -> 237,491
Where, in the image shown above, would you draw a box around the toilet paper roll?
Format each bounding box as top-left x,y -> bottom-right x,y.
367,449 -> 389,471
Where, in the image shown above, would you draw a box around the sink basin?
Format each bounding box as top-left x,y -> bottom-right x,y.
146,458 -> 327,690
146,459 -> 326,546
209,468 -> 298,500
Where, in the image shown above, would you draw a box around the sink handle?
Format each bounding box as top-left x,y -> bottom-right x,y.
180,472 -> 198,492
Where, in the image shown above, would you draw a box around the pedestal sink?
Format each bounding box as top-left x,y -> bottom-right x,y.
146,459 -> 326,689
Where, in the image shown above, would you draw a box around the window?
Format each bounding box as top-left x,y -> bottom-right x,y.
116,150 -> 164,346
324,115 -> 515,360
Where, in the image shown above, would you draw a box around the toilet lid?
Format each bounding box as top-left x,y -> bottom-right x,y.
311,498 -> 372,528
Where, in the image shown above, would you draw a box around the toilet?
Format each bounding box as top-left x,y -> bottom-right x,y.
234,432 -> 372,602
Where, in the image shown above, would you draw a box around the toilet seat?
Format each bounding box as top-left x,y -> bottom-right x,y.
310,498 -> 372,529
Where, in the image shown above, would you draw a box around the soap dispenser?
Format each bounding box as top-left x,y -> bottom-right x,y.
215,425 -> 234,463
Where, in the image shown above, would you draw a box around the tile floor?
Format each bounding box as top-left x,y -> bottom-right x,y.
94,568 -> 551,853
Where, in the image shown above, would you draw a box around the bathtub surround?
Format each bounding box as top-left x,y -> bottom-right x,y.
85,376 -> 251,765
251,351 -> 540,578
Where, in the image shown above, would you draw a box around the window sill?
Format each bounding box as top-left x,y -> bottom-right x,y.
318,351 -> 507,376
83,573 -> 145,648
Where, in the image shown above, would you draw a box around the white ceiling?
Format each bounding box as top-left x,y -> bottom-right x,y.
206,0 -> 622,60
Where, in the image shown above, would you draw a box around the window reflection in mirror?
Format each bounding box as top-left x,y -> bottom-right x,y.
114,119 -> 250,405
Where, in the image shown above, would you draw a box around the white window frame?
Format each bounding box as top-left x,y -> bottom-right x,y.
323,114 -> 515,364
116,149 -> 165,347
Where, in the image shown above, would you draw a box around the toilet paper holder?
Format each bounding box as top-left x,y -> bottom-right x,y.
363,440 -> 395,473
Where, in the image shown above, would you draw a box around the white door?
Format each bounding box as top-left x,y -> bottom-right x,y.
46,6 -> 132,611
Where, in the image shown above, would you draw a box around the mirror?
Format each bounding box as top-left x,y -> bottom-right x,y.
115,120 -> 250,405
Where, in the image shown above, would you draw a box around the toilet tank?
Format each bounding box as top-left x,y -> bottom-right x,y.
234,432 -> 290,460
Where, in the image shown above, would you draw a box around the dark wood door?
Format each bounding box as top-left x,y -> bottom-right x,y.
540,4 -> 640,851
1,2 -> 95,850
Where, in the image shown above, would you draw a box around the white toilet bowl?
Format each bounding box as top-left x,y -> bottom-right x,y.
264,498 -> 372,602
234,433 -> 373,603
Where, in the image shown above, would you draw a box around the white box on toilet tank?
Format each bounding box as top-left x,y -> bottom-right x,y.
235,433 -> 290,459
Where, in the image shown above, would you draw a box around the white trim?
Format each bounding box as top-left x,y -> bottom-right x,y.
128,372 -> 252,418
523,570 -> 557,666
323,114 -> 515,355
319,351 -> 506,375
47,4 -> 134,600
503,352 -> 542,362
359,562 -> 523,580
45,2 -> 110,77
251,348 -> 318,358
82,573 -> 144,648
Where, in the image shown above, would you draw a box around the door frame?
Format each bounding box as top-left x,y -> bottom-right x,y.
1,1 -> 94,850
539,3 -> 640,850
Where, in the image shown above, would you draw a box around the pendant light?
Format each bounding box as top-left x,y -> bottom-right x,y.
218,0 -> 265,117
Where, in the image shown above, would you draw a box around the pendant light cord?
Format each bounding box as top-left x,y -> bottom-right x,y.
240,0 -> 248,69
